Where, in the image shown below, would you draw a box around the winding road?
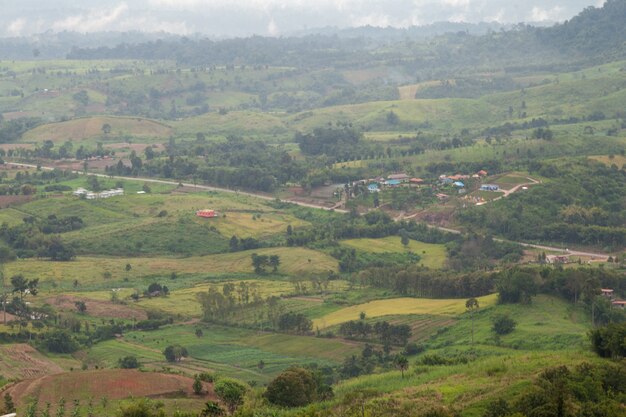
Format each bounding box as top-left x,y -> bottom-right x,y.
6,162 -> 610,260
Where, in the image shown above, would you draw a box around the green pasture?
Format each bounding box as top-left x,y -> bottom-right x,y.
341,236 -> 447,269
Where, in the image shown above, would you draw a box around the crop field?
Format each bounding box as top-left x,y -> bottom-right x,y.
46,295 -> 148,320
0,344 -> 65,380
341,236 -> 447,269
21,116 -> 173,143
6,369 -> 213,411
313,294 -> 498,329
122,324 -> 358,380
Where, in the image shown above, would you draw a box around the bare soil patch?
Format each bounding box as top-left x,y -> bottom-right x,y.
5,369 -> 216,408
46,295 -> 148,320
0,344 -> 64,380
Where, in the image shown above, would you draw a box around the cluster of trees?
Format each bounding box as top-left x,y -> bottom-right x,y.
277,312 -> 313,335
589,322 -> 626,358
0,117 -> 41,144
356,265 -> 495,299
229,235 -> 262,252
0,216 -> 78,260
104,136 -> 307,192
482,362 -> 626,417
295,126 -> 363,161
250,253 -> 280,274
198,284 -> 266,323
338,320 -> 411,346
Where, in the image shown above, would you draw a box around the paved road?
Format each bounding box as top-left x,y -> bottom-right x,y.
6,162 -> 348,213
8,162 -> 608,259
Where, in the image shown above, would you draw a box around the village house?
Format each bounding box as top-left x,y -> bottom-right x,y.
196,209 -> 218,218
387,173 -> 410,183
612,300 -> 626,309
601,288 -> 615,298
546,255 -> 569,264
77,188 -> 124,200
480,184 -> 500,191
409,178 -> 424,186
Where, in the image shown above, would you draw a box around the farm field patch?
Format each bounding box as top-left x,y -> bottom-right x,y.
341,236 -> 447,269
314,294 -> 498,329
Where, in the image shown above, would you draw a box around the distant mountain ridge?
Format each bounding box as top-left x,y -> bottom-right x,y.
0,0 -> 624,69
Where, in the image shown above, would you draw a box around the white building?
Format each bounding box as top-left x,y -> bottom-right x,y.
78,188 -> 124,200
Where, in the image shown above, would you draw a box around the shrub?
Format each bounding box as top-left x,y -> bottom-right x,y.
43,329 -> 79,353
163,345 -> 188,362
214,379 -> 247,414
118,356 -> 140,369
265,367 -> 318,407
492,314 -> 517,335
403,342 -> 425,356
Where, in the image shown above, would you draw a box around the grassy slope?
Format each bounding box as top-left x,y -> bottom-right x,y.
298,295 -> 595,417
6,247 -> 339,289
21,116 -> 173,143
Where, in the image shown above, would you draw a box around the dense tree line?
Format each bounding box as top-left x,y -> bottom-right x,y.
106,136 -> 307,192
482,362 -> 626,417
0,215 -> 81,260
0,118 -> 42,144
338,320 -> 411,346
357,265 -> 496,299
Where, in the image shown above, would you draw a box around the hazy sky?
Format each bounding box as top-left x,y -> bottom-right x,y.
2,0 -> 605,38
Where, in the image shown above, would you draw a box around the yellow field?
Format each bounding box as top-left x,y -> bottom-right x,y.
589,154 -> 626,167
22,116 -> 173,142
313,294 -> 498,329
341,236 -> 447,269
6,247 -> 339,286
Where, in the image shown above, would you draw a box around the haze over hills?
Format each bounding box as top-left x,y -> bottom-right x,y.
1,0 -> 602,38
0,1 -> 625,417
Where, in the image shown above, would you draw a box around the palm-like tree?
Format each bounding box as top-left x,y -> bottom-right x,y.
466,298 -> 480,345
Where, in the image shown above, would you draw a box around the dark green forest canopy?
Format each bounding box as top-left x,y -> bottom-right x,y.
458,159 -> 626,248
